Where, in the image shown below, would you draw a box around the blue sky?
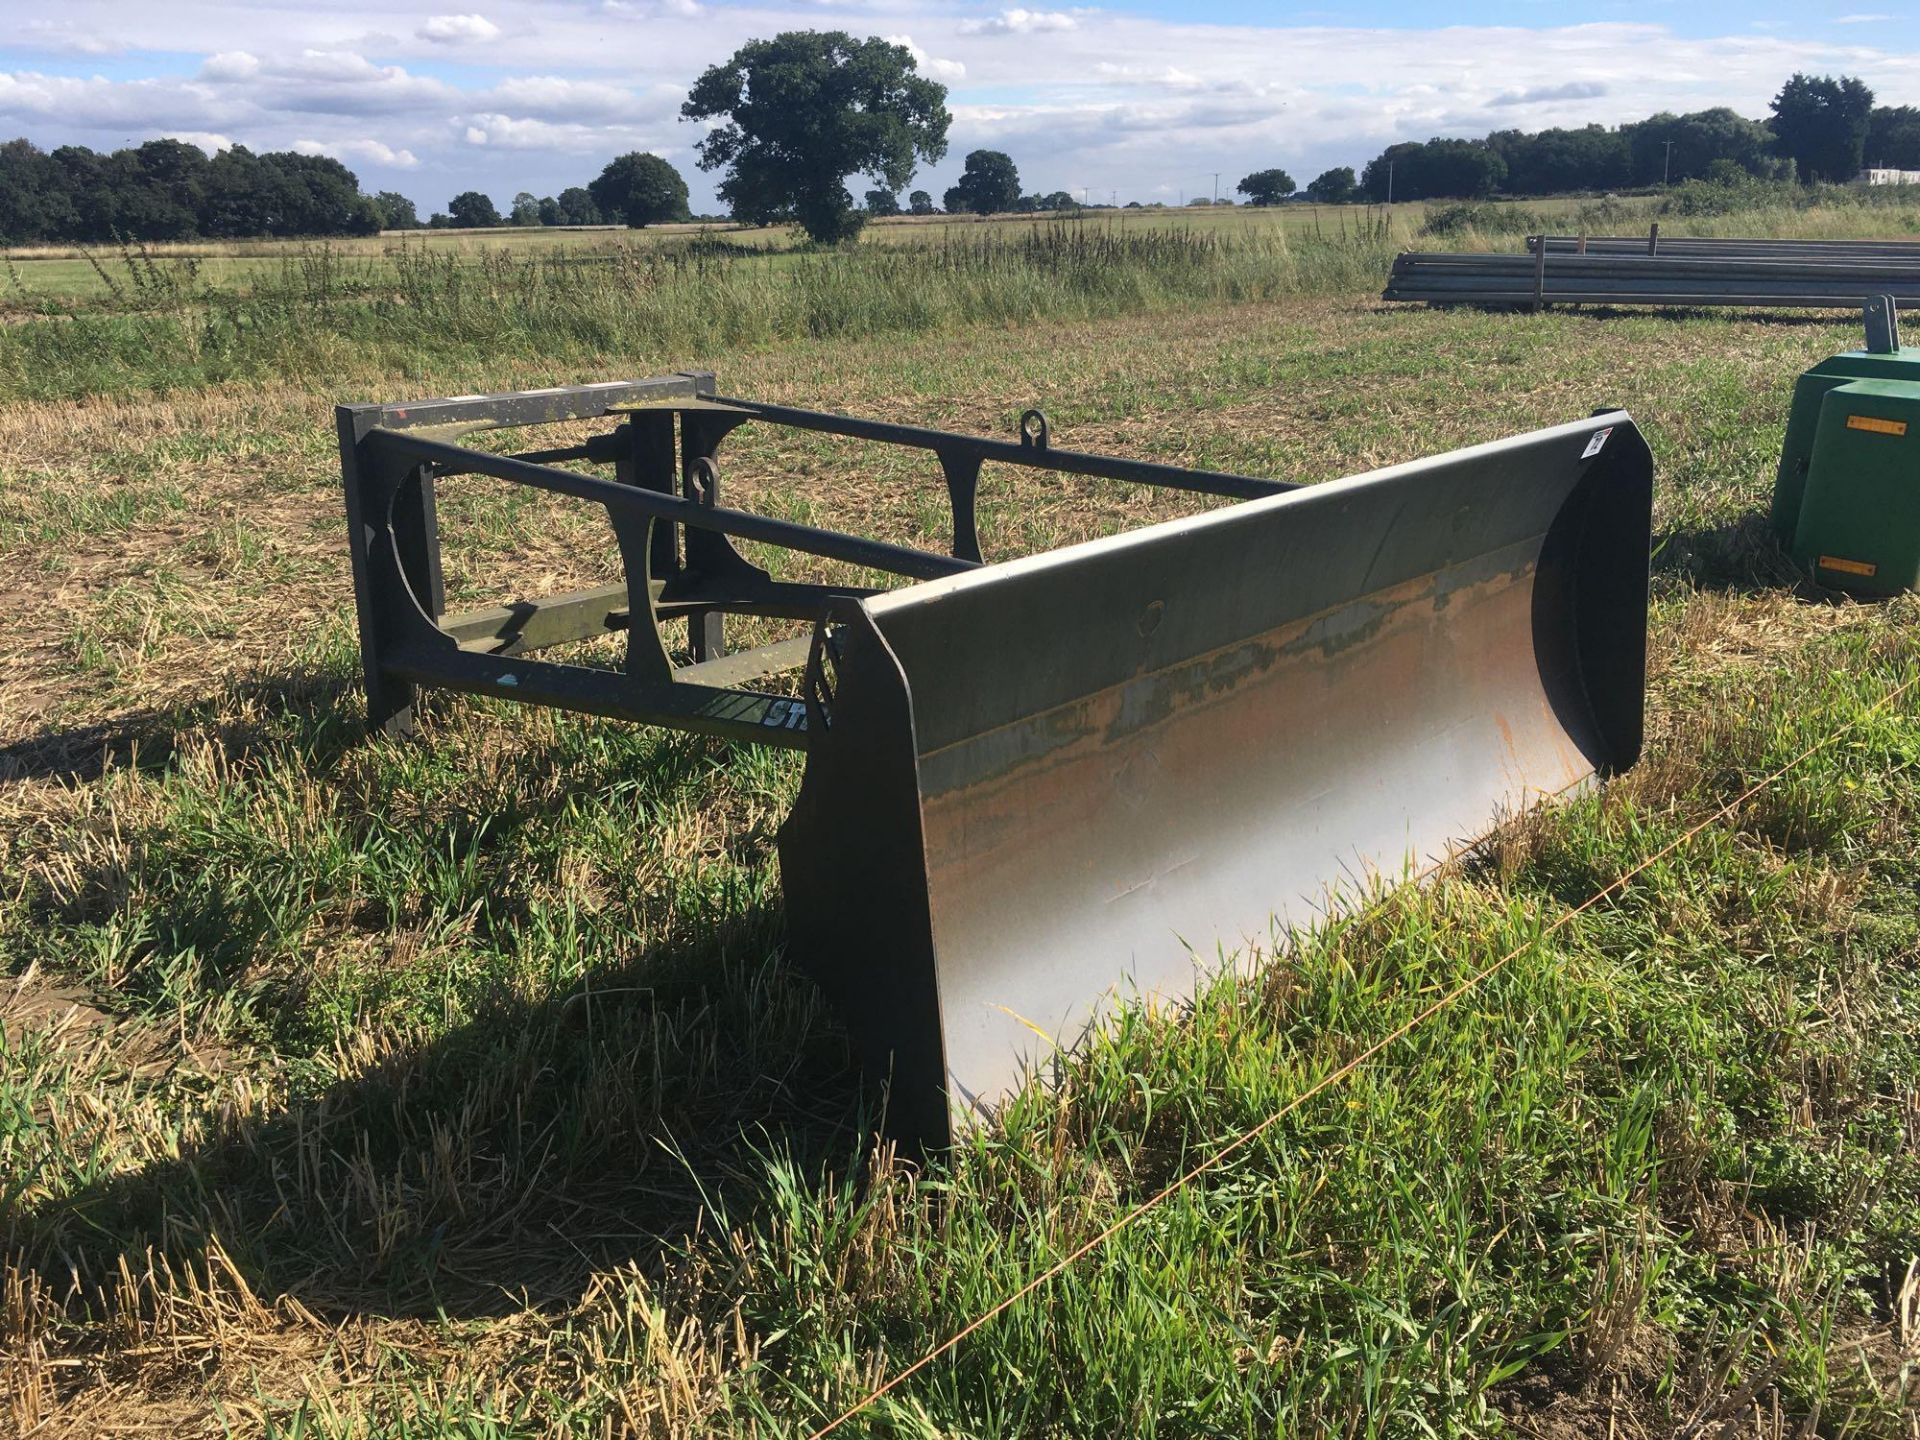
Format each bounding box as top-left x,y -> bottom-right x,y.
1087,0 -> 1908,38
3,0 -> 1916,213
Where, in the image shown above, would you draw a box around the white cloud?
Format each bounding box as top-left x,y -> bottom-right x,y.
961,9 -> 1080,36
199,51 -> 261,81
485,75 -> 654,123
602,0 -> 699,14
0,71 -> 231,132
249,51 -> 454,115
457,112 -> 639,151
14,20 -> 125,56
165,131 -> 234,153
295,136 -> 420,167
883,35 -> 966,83
1491,80 -> 1610,107
1833,13 -> 1895,21
418,13 -> 500,43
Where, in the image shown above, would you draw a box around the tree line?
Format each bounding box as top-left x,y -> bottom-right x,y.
1223,79 -> 1919,209
0,134 -> 708,243
0,138 -> 390,243
4,51 -> 1917,247
1342,77 -> 1919,203
433,152 -> 695,231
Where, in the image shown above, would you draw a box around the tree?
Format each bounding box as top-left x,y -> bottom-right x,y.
262,152 -> 380,235
1236,168 -> 1295,205
447,191 -> 502,228
588,153 -> 690,228
1771,73 -> 1875,183
1420,139 -> 1505,198
115,138 -> 209,239
509,191 -> 542,226
554,186 -> 602,225
372,190 -> 420,229
1489,124 -> 1631,194
1360,139 -> 1503,200
682,30 -> 950,244
1869,106 -> 1920,168
1305,166 -> 1356,203
0,139 -> 69,242
943,149 -> 1020,216
908,188 -> 934,215
865,187 -> 900,215
1622,109 -> 1777,186
46,146 -> 112,240
1359,142 -> 1420,202
1038,190 -> 1076,211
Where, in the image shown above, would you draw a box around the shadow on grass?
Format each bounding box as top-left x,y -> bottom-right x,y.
1558,306 -> 1863,329
3,668 -> 881,1323
5,900 -> 875,1323
1402,302 -> 1863,330
0,666 -> 363,786
1653,506 -> 1827,596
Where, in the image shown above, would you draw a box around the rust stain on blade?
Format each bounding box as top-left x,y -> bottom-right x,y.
913,554 -> 1594,1103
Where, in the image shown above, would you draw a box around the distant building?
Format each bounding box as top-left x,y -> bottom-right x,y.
1856,168 -> 1920,186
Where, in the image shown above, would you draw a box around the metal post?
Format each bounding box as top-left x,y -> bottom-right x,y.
679,411 -> 751,662
612,412 -> 678,681
617,411 -> 678,587
1865,295 -> 1901,354
338,412 -> 443,736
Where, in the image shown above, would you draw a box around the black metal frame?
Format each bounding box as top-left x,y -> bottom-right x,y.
338,371 -> 1296,748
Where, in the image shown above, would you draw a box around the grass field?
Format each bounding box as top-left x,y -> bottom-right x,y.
0,196 -> 1575,306
3,201 -> 1920,1437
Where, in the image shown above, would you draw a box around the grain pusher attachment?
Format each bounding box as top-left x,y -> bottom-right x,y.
338,377 -> 1653,1149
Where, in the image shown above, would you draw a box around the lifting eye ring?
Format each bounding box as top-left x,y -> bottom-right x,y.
1018,409 -> 1050,452
686,455 -> 720,502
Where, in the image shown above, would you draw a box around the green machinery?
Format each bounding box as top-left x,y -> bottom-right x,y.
1773,296 -> 1920,596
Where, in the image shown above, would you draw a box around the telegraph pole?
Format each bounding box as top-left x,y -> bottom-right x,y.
1386,160 -> 1394,206
1663,140 -> 1674,186
1212,171 -> 1220,203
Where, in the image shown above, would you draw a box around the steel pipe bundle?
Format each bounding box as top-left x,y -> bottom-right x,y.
1532,234 -> 1920,261
1385,246 -> 1920,310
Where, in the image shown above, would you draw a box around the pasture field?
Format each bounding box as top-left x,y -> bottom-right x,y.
0,196 -> 1572,305
9,188 -> 1918,314
3,207 -> 1920,1437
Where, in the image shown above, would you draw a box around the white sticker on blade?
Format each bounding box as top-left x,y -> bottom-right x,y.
1581,427 -> 1613,459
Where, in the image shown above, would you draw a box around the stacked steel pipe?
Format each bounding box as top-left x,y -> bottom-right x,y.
1385,230 -> 1920,310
